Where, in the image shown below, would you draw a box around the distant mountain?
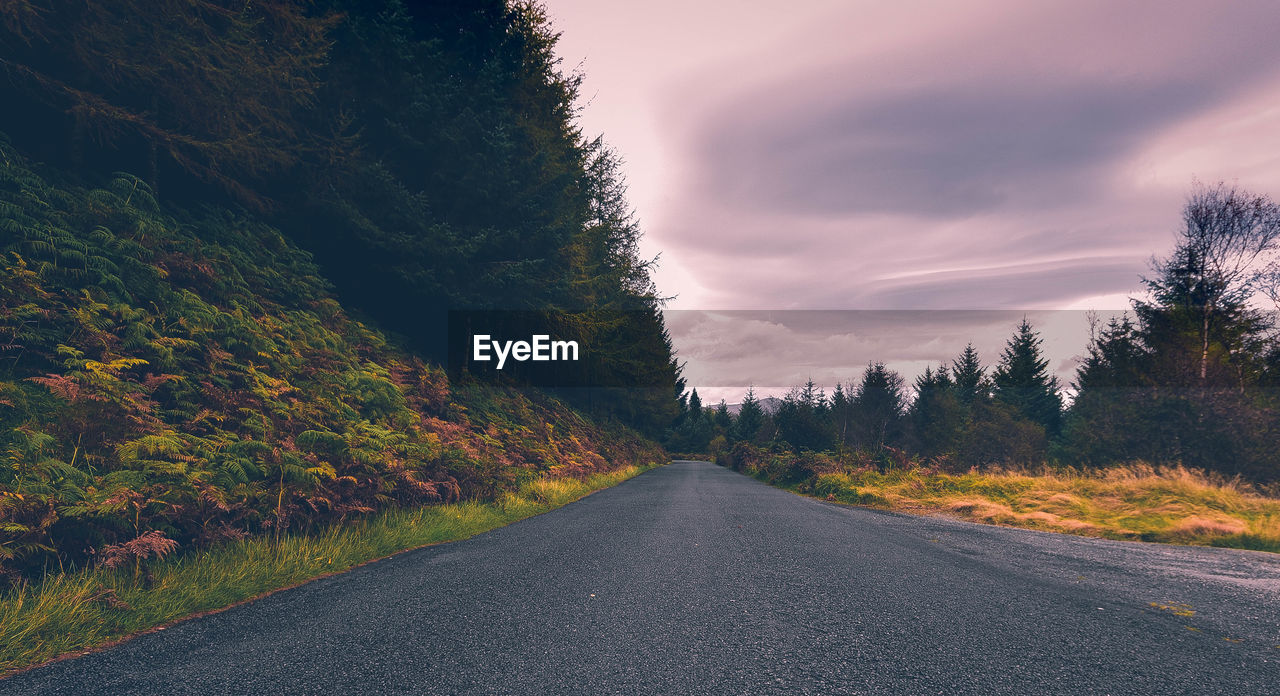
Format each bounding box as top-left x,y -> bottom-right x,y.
727,396 -> 783,416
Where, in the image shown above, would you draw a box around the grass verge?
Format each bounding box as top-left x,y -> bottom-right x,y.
725,453 -> 1280,552
807,464 -> 1280,551
0,463 -> 660,677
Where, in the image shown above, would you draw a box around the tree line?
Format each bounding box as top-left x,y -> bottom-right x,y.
669,183 -> 1280,482
0,0 -> 687,583
0,0 -> 682,434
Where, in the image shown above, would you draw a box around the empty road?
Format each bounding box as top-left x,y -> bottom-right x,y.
5,460 -> 1279,694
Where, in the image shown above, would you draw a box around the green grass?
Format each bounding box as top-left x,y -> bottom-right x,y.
0,463 -> 660,677
797,463 -> 1280,552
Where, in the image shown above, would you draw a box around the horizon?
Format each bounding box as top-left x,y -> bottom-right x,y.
547,0 -> 1280,399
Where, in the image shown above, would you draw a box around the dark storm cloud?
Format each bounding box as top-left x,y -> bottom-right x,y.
699,80 -> 1210,218
685,3 -> 1280,222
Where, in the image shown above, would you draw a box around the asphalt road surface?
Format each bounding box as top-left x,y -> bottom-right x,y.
6,460 -> 1280,695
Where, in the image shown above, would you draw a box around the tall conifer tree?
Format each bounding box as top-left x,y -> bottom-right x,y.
992,320 -> 1063,435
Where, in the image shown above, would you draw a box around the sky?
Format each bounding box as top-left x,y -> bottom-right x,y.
544,0 -> 1280,403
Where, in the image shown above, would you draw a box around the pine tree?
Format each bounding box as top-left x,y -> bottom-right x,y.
829,381 -> 852,446
1060,315 -> 1168,465
733,386 -> 765,442
952,344 -> 988,405
799,378 -> 825,410
992,320 -> 1063,435
774,380 -> 834,451
1074,316 -> 1146,391
0,0 -> 337,205
687,389 -> 703,422
714,400 -> 732,430
851,362 -> 906,451
909,363 -> 963,457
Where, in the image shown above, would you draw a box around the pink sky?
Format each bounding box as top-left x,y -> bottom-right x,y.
545,0 -> 1280,402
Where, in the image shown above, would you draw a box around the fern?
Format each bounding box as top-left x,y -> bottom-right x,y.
0,138 -> 665,585
115,433 -> 184,464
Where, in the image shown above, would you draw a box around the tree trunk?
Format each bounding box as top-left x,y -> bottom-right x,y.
1200,302 -> 1211,381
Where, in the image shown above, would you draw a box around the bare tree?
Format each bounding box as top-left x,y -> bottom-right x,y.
1155,182 -> 1280,380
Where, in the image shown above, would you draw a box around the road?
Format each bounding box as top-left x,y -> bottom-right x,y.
5,460 -> 1279,695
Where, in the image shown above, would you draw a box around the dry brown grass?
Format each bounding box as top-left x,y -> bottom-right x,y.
808,463 -> 1280,551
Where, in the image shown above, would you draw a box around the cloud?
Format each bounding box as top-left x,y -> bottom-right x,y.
852,258 -> 1142,309
647,1 -> 1280,318
682,1 -> 1280,220
548,0 -> 1280,392
699,79 -> 1208,219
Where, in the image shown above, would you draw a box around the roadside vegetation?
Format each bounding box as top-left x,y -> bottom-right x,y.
0,463 -> 658,677
0,0 -> 677,672
718,443 -> 1280,552
671,183 -> 1280,487
674,182 -> 1280,552
0,138 -> 664,589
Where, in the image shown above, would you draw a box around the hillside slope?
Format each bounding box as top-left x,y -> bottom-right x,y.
0,139 -> 663,586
